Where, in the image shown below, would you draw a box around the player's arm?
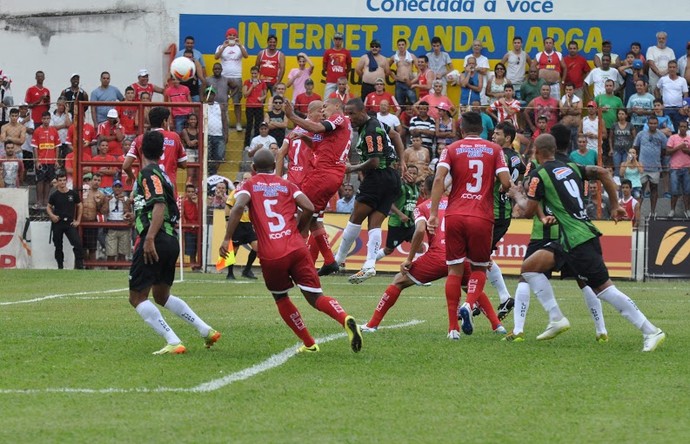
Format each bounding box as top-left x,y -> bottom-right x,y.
220,192 -> 249,257
428,165 -> 448,232
389,126 -> 407,176
283,101 -> 327,134
508,173 -> 542,219
73,202 -> 83,227
400,218 -> 427,273
275,139 -> 289,177
294,192 -> 315,232
122,155 -> 137,185
46,200 -> 59,223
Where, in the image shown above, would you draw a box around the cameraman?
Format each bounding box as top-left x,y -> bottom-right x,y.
46,170 -> 85,269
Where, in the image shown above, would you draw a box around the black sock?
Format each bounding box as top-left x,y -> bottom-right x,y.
244,249 -> 257,273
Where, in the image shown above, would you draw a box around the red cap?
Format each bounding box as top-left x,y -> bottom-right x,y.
587,101 -> 597,108
226,28 -> 238,37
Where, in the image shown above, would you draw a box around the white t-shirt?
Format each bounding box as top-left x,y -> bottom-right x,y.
645,46 -> 676,84
657,75 -> 688,107
582,116 -> 599,151
678,55 -> 689,80
464,53 -> 490,104
216,44 -> 244,78
377,112 -> 401,129
584,68 -> 622,97
249,134 -> 277,151
504,50 -> 527,85
207,102 -> 224,137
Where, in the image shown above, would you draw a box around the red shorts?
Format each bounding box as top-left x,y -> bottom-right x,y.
302,173 -> 342,213
262,247 -> 323,295
407,248 -> 471,285
445,215 -> 493,266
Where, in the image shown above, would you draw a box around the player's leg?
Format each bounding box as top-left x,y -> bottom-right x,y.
521,247 -> 570,340
574,239 -> 665,351
274,292 -> 319,352
334,201 -> 370,266
349,209 -> 387,283
364,272 -> 415,331
488,221 -> 512,307
444,215 -> 468,338
459,217 -> 494,335
575,277 -> 608,342
311,216 -> 336,267
242,236 -> 259,279
475,292 -> 505,333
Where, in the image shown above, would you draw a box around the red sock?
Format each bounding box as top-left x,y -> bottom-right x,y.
312,228 -> 336,264
477,292 -> 500,330
368,285 -> 402,328
307,235 -> 319,263
464,270 -> 488,308
275,297 -> 315,346
445,274 -> 462,332
314,295 -> 348,325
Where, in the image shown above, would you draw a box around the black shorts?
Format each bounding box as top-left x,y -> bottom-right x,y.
524,239 -> 572,279
232,221 -> 257,246
385,224 -> 415,250
83,227 -> 99,250
562,237 -> 610,288
129,232 -> 179,291
356,168 -> 401,215
36,164 -> 56,183
491,218 -> 511,251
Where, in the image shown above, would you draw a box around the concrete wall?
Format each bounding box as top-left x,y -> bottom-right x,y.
0,0 -> 178,118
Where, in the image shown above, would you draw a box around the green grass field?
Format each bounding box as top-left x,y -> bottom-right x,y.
1,269 -> 688,443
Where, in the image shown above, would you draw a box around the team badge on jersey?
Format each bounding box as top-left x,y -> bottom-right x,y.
553,166 -> 573,180
527,177 -> 540,198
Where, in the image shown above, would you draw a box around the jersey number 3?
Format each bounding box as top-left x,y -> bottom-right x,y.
466,159 -> 484,193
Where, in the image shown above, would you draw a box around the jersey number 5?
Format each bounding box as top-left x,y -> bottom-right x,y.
263,199 -> 286,232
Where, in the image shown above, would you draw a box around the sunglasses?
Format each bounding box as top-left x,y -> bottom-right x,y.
371,45 -> 381,48
273,101 -> 284,104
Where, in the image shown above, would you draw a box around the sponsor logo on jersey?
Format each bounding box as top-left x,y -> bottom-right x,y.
527,177 -> 540,198
511,155 -> 521,167
461,193 -> 483,200
253,183 -> 288,197
455,146 -> 493,158
553,166 -> 573,180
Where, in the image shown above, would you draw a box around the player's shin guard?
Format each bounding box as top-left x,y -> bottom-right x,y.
487,262 -> 511,304
523,272 -> 564,322
312,227 -> 335,265
276,296 -> 316,346
164,295 -> 212,336
363,228 -> 382,269
136,300 -> 182,345
307,235 -> 320,263
334,222 -> 362,264
476,292 -> 501,330
582,286 -> 607,335
513,281 -> 531,334
464,270 -> 488,308
368,284 -> 402,328
597,285 -> 656,334
314,295 -> 348,325
445,274 -> 463,332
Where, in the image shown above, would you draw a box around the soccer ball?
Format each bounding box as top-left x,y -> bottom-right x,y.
170,57 -> 196,82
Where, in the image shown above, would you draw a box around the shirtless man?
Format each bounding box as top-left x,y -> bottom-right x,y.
356,39 -> 391,100
533,37 -> 567,100
559,82 -> 583,152
403,134 -> 431,179
389,38 -> 418,107
0,108 -> 27,158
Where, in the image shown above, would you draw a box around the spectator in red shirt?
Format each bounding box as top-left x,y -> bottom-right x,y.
64,142 -> 92,190
66,115 -> 98,157
31,111 -> 60,208
97,109 -> 125,156
243,66 -> 268,148
116,87 -> 138,137
182,183 -> 201,269
294,78 -> 321,117
164,76 -> 193,133
364,78 -> 399,115
563,40 -> 591,100
91,138 -> 118,190
25,70 -> 51,126
322,32 -> 352,98
131,68 -> 164,101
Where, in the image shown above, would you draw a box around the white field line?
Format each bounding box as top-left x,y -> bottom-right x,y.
0,287 -> 129,306
0,319 -> 425,395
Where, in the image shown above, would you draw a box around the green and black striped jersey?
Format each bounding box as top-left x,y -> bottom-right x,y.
133,163 -> 179,238
356,117 -> 398,170
493,147 -> 525,221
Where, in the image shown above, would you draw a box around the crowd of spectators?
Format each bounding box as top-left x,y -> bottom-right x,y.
2,29 -> 690,268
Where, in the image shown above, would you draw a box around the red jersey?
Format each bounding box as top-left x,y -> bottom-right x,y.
31,126 -> 60,164
294,92 -> 322,115
414,196 -> 448,250
243,79 -> 267,108
127,128 -> 187,186
365,91 -> 398,114
164,84 -> 192,117
116,104 -> 138,136
563,54 -> 591,89
415,69 -> 431,95
132,82 -> 155,101
91,154 -> 117,188
182,198 -> 199,231
323,48 -> 352,84
286,127 -> 314,187
67,122 -> 97,147
311,113 -> 351,175
25,85 -> 51,123
531,97 -> 560,130
619,196 -> 638,223
328,91 -> 355,103
235,173 -> 307,261
98,121 -> 125,156
258,50 -> 282,84
535,51 -> 563,73
437,136 -> 508,221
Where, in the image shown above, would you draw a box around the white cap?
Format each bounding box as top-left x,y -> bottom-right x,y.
138,69 -> 149,77
70,72 -> 80,79
107,109 -> 119,118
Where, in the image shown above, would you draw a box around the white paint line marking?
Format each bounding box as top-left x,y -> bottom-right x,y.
0,320 -> 425,395
0,287 -> 129,306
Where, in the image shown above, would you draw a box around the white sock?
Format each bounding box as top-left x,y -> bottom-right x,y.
487,263 -> 511,304
522,272 -> 563,322
363,228 -> 382,269
164,295 -> 211,336
597,285 -> 656,334
334,222 -> 361,264
581,286 -> 607,335
136,300 -> 181,345
375,247 -> 387,261
512,281 -> 530,334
